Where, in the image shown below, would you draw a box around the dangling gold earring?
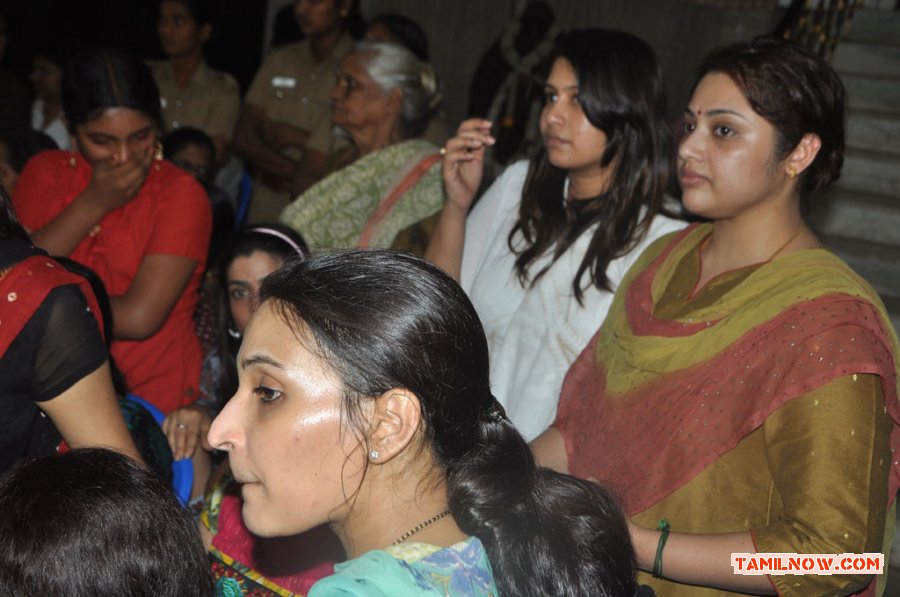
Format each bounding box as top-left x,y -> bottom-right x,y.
788,167 -> 797,179
69,152 -> 77,168
154,140 -> 164,170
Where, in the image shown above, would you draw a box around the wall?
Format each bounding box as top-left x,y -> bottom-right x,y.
357,0 -> 780,127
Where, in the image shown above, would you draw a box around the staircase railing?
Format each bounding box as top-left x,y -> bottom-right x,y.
775,0 -> 862,60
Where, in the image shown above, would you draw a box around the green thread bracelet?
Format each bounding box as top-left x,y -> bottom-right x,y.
653,519 -> 671,578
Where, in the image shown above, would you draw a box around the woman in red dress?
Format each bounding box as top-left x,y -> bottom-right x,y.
14,47 -> 212,414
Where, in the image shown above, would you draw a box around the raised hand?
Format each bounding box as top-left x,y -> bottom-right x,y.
441,119 -> 495,212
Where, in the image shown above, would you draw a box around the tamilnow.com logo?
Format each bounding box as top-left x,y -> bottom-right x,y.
732,553 -> 884,575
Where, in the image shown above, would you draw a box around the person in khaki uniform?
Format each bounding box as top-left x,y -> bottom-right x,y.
233,0 -> 353,223
150,0 -> 240,166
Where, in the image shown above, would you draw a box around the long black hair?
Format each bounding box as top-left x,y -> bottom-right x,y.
512,28 -> 672,303
260,250 -> 636,596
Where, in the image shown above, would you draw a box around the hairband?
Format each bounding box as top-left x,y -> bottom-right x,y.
246,227 -> 306,257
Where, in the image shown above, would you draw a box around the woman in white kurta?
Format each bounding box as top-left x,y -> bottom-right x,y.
427,28 -> 683,440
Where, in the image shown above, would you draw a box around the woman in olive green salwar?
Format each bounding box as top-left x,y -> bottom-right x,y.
533,38 -> 900,597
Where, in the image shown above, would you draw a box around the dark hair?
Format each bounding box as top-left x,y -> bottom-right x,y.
162,0 -> 214,26
0,185 -> 27,241
162,126 -> 215,161
0,127 -> 58,172
695,36 -> 845,198
368,13 -> 429,61
214,224 -> 309,403
259,250 -> 636,596
512,28 -> 671,303
62,47 -> 161,133
0,448 -> 213,596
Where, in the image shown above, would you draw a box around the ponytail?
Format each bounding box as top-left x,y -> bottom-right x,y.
447,407 -> 636,596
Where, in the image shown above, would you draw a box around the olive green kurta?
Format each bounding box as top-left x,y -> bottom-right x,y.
632,244 -> 892,597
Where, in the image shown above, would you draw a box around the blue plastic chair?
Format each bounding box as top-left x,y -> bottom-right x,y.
124,393 -> 193,506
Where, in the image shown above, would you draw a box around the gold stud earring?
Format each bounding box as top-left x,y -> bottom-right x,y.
154,140 -> 164,170
788,167 -> 797,179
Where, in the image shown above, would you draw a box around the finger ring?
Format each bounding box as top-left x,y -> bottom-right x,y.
439,147 -> 447,156
177,423 -> 187,429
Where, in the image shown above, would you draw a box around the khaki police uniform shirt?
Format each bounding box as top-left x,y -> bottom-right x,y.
149,60 -> 240,141
243,35 -> 353,222
244,35 -> 353,162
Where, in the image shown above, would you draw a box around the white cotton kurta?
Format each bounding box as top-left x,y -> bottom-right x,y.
460,160 -> 684,441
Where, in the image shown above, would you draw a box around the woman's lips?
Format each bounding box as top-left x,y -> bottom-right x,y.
544,135 -> 568,148
680,168 -> 707,187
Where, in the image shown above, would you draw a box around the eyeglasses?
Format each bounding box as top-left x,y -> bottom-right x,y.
170,158 -> 210,181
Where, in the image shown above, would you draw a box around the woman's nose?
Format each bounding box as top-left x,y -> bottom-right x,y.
678,124 -> 702,163
108,143 -> 129,166
330,79 -> 347,102
544,100 -> 565,125
207,394 -> 242,452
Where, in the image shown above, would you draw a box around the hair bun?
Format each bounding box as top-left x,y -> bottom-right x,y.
419,62 -> 442,111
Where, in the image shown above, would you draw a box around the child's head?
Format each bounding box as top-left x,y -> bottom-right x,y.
162,127 -> 216,183
0,448 -> 213,596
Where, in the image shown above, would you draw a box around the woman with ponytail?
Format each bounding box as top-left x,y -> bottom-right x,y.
208,249 -> 636,596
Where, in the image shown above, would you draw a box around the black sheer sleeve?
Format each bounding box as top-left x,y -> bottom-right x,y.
30,284 -> 109,402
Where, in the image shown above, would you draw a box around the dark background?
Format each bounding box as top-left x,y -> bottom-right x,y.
0,0 -> 266,93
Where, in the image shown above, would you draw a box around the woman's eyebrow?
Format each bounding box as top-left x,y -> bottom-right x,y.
240,354 -> 284,371
128,125 -> 155,139
684,107 -> 749,121
544,83 -> 578,91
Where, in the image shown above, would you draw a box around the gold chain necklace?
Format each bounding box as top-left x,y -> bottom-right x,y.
766,222 -> 805,262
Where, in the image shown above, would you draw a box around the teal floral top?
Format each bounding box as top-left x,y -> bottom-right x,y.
308,537 -> 497,596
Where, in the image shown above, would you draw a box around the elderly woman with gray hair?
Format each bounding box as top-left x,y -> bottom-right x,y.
279,41 -> 443,256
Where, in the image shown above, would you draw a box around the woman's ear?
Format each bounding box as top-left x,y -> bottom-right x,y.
784,132 -> 821,178
367,388 -> 421,464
